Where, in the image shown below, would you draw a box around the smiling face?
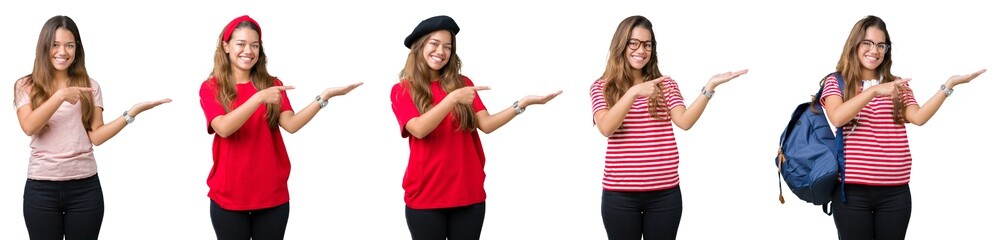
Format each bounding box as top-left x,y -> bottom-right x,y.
422,30 -> 453,71
225,27 -> 260,73
50,27 -> 76,72
626,26 -> 653,70
857,26 -> 887,76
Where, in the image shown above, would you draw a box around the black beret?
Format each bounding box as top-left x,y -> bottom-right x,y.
404,15 -> 460,49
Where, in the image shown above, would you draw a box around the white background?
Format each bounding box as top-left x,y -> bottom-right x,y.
1,0 -> 996,239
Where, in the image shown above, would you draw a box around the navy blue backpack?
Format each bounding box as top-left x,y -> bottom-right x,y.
775,72 -> 846,215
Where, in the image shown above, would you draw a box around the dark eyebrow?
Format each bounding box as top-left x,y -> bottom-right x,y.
429,38 -> 452,45
863,39 -> 887,44
629,38 -> 653,42
232,40 -> 260,44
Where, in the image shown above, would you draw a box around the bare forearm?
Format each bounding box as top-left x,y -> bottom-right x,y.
826,90 -> 875,127
280,101 -> 322,133
673,94 -> 709,130
19,97 -> 64,136
211,97 -> 263,138
405,98 -> 458,139
907,89 -> 948,126
596,93 -> 637,137
477,105 -> 518,134
88,116 -> 127,146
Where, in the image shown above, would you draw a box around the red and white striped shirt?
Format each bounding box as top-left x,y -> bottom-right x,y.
591,78 -> 686,192
820,75 -> 918,186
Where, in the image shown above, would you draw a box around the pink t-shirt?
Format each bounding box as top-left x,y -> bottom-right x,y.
15,77 -> 103,181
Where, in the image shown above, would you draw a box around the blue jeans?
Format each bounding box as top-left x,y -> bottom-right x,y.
23,174 -> 105,240
832,183 -> 912,240
405,202 -> 486,240
602,187 -> 683,240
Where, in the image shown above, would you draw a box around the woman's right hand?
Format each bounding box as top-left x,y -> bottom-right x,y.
870,79 -> 910,98
446,85 -> 490,105
254,85 -> 295,104
56,87 -> 93,104
628,77 -> 666,98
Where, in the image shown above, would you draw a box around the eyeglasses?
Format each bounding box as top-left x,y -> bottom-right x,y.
627,39 -> 655,51
858,40 -> 890,53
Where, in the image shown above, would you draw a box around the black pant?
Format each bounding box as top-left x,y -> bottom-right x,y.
210,200 -> 290,240
601,187 -> 683,240
23,174 -> 105,240
832,183 -> 912,240
405,202 -> 486,240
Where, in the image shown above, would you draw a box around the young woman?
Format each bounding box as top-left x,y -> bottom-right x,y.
819,15 -> 985,240
14,15 -> 170,240
590,15 -> 747,240
198,15 -> 362,240
389,15 -> 561,240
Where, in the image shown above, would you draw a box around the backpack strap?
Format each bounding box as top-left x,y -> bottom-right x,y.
822,72 -> 848,216
831,73 -> 847,206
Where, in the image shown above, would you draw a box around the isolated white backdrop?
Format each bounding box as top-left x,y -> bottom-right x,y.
0,0 -> 996,239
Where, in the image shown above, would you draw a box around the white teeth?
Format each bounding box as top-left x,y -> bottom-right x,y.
431,56 -> 442,62
631,56 -> 644,61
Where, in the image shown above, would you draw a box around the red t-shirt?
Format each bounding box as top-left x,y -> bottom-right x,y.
590,78 -> 686,192
199,77 -> 294,210
389,76 -> 488,209
820,75 -> 918,186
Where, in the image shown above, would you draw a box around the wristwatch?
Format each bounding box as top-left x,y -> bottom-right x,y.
940,84 -> 953,97
701,86 -> 715,99
316,95 -> 328,108
122,111 -> 134,125
512,101 -> 525,115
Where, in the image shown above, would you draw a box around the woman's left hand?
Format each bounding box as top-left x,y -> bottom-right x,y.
521,90 -> 563,106
321,82 -> 364,99
946,69 -> 987,88
706,69 -> 749,91
129,98 -> 172,116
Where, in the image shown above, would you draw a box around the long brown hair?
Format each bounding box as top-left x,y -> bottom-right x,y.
209,21 -> 280,128
398,31 -> 476,132
600,15 -> 667,120
15,15 -> 94,130
831,15 -> 905,124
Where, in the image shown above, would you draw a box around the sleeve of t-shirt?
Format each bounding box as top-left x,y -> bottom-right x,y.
662,78 -> 685,110
900,81 -> 918,106
200,80 -> 225,134
90,79 -> 103,109
274,79 -> 293,112
590,80 -> 608,125
14,77 -> 31,109
390,82 -> 418,138
819,75 -> 842,108
590,80 -> 607,114
462,77 -> 487,113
